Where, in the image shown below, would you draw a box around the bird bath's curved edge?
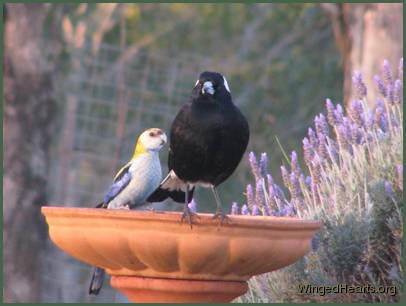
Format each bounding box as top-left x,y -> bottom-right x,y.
41,206 -> 322,230
41,206 -> 323,282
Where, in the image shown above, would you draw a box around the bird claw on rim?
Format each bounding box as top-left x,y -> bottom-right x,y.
118,204 -> 131,210
180,208 -> 200,229
212,210 -> 230,227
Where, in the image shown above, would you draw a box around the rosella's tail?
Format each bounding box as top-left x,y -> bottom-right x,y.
89,267 -> 105,295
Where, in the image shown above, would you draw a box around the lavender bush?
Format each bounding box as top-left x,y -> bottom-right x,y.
235,59 -> 403,303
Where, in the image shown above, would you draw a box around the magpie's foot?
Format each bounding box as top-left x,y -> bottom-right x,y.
180,208 -> 200,229
212,210 -> 230,227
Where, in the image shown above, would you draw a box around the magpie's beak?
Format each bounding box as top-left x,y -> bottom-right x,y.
202,81 -> 214,95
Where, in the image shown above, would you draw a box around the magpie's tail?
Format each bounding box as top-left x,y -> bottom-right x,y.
147,171 -> 194,203
89,267 -> 105,295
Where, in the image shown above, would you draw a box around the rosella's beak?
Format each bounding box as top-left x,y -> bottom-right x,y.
161,133 -> 167,145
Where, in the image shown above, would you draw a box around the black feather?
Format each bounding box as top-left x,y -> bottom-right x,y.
148,71 -> 249,204
170,72 -> 249,186
147,186 -> 194,203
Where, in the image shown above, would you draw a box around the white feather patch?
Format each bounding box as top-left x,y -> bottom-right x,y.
223,76 -> 231,93
195,80 -> 199,87
161,170 -> 187,192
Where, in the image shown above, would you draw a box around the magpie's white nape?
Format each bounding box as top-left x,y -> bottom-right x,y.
223,76 -> 231,93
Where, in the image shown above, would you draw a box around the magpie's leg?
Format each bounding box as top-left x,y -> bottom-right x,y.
211,186 -> 229,226
180,185 -> 197,228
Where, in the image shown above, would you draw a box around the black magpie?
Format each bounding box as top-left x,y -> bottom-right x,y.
148,71 -> 250,224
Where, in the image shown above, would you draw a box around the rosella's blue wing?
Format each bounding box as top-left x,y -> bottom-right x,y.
103,163 -> 132,204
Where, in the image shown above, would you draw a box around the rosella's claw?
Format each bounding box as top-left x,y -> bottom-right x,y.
118,204 -> 131,210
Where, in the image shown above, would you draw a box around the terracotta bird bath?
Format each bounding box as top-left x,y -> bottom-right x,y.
41,207 -> 322,303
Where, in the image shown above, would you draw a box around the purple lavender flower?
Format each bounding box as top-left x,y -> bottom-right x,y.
266,174 -> 279,208
267,174 -> 274,187
352,71 -> 367,98
246,184 -> 255,208
396,165 -> 403,191
375,75 -> 387,97
302,137 -> 314,166
379,114 -> 388,132
384,181 -> 393,198
336,124 -> 351,152
274,184 -> 287,201
364,109 -> 375,130
334,104 -> 344,125
349,100 -> 364,128
259,152 -> 268,178
326,135 -> 339,151
374,104 -> 387,132
276,202 -> 295,217
376,99 -> 384,109
398,58 -> 403,81
308,127 -> 318,148
305,176 -> 312,189
394,79 -> 403,104
326,142 -> 338,162
289,172 -> 301,200
342,117 -> 352,132
350,123 -> 362,144
311,156 -> 322,186
290,151 -> 302,177
188,199 -> 197,213
317,135 -> 329,160
387,83 -> 395,104
311,182 -> 320,203
383,59 -> 393,86
241,204 -> 249,215
255,179 -> 266,207
281,165 -> 290,188
318,113 -> 329,136
267,183 -> 278,209
248,152 -> 261,180
315,115 -> 327,140
231,202 -> 239,215
326,98 -> 336,126
251,204 -> 259,216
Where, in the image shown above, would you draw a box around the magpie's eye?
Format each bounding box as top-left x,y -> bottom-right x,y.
149,132 -> 156,137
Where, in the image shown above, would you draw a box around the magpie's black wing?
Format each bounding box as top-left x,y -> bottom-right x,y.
169,103 -> 219,182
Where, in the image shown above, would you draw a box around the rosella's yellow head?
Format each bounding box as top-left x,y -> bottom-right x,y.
133,128 -> 167,158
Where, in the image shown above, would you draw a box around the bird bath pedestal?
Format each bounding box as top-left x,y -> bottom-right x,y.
41,207 -> 322,303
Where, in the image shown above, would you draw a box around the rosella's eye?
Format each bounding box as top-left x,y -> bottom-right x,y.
149,132 -> 155,137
